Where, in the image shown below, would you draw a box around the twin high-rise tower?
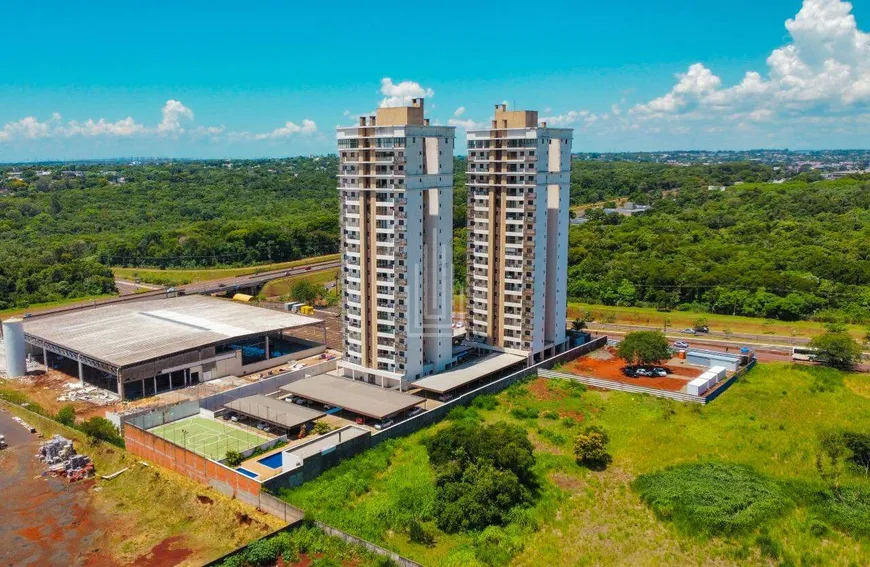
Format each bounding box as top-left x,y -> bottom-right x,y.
337,100 -> 572,389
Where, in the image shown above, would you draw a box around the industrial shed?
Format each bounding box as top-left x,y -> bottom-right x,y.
22,295 -> 326,400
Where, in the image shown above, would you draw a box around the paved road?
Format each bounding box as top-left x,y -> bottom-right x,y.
115,279 -> 164,295
23,259 -> 340,319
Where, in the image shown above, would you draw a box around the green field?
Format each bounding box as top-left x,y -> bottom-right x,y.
112,254 -> 340,287
150,416 -> 268,460
278,363 -> 870,566
259,268 -> 340,299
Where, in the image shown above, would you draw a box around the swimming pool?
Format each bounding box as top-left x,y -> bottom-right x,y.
237,467 -> 259,479
257,452 -> 283,469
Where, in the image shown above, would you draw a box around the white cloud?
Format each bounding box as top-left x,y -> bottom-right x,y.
62,117 -> 147,137
157,99 -> 194,135
255,119 -> 318,140
453,106 -> 465,117
0,116 -> 55,141
540,109 -> 599,127
632,0 -> 870,123
448,117 -> 486,130
378,78 -> 434,108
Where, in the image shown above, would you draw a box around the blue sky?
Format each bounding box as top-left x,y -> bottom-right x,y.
2,0 -> 869,161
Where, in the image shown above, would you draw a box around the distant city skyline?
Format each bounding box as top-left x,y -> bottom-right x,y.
2,0 -> 869,161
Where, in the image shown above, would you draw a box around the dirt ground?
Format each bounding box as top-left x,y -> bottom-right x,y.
561,347 -> 705,393
0,407 -> 117,567
2,370 -> 118,420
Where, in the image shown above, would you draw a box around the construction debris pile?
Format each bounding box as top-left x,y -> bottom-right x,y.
38,435 -> 94,482
57,382 -> 118,406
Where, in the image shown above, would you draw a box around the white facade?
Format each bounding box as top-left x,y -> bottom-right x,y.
465,105 -> 572,360
337,100 -> 455,388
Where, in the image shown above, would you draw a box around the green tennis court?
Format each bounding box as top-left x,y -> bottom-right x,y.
149,416 -> 269,460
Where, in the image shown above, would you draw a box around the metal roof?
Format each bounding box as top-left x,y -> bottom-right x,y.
412,353 -> 525,394
224,394 -> 324,429
22,295 -> 321,369
279,375 -> 424,420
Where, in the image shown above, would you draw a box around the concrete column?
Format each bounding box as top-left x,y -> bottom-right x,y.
42,346 -> 48,366
117,377 -> 124,400
169,373 -> 173,391
78,359 -> 84,384
265,336 -> 270,360
154,377 -> 158,396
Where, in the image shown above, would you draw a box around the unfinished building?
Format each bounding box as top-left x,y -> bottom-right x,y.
22,296 -> 327,400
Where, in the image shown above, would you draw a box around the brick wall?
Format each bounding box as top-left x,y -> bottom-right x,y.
124,424 -> 261,499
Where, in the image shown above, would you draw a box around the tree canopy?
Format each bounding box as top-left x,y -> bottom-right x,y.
617,331 -> 672,366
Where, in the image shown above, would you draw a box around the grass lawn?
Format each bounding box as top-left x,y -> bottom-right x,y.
112,254 -> 339,286
2,402 -> 282,566
278,363 -> 870,566
567,301 -> 869,342
259,268 -> 340,299
149,416 -> 269,460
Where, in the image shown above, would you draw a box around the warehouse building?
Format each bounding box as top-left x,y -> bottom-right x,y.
22,296 -> 326,400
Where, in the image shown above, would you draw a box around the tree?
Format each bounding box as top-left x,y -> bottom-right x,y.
290,279 -> 326,305
424,421 -> 536,532
692,317 -> 709,330
574,426 -> 611,468
809,332 -> 863,370
571,318 -> 587,331
617,331 -> 672,366
56,405 -> 76,427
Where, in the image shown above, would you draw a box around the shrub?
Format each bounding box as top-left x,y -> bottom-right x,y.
225,450 -> 244,467
446,405 -> 480,423
78,416 -> 124,447
408,518 -> 436,546
509,406 -> 539,420
573,426 -> 611,468
471,395 -> 499,411
632,463 -> 791,535
813,485 -> 870,538
56,405 -> 76,427
313,421 -> 332,435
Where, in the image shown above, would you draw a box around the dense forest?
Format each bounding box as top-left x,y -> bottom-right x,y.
568,179 -> 870,323
2,157 -> 868,324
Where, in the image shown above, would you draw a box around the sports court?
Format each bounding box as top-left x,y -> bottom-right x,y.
149,416 -> 269,460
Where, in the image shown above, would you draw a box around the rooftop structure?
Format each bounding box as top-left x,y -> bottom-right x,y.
465,104 -> 573,362
411,352 -> 525,395
280,374 -> 424,420
336,98 -> 456,388
23,295 -> 325,400
224,394 -> 325,430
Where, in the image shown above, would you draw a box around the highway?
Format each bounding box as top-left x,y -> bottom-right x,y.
22,259 -> 340,319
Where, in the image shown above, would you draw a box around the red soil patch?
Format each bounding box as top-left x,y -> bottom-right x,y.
131,535 -> 193,567
562,350 -> 704,393
528,377 -> 562,401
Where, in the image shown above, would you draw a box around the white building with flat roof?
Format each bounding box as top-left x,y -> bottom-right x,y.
465,104 -> 573,362
336,99 -> 455,388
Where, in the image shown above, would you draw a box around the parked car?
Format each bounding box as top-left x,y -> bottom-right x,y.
652,367 -> 668,377
166,287 -> 176,293
355,417 -> 365,425
635,367 -> 654,377
680,328 -> 697,335
222,412 -> 234,421
674,340 -> 690,349
408,407 -> 424,417
694,326 -> 710,333
621,366 -> 638,377
293,397 -> 308,405
230,414 -> 239,422
374,419 -> 395,430
218,283 -> 226,288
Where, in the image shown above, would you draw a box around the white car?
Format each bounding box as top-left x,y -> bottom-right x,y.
680,328 -> 697,335
374,419 -> 395,430
674,340 -> 690,349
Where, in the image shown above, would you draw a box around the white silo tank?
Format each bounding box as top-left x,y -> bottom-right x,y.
2,318 -> 27,377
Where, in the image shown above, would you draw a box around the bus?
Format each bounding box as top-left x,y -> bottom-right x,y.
792,346 -> 819,362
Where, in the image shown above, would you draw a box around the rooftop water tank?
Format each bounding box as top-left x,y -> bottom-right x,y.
2,318 -> 27,378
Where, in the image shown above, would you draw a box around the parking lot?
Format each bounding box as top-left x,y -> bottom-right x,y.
560,346 -> 708,393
